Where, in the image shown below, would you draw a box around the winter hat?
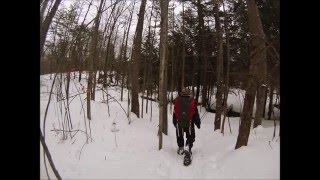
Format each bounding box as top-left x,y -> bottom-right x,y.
180,88 -> 191,96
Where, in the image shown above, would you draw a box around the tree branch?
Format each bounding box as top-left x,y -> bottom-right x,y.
40,129 -> 62,180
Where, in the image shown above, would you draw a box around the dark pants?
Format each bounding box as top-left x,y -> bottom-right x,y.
176,123 -> 195,149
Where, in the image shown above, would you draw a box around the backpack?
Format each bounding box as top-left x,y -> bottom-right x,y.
174,96 -> 196,128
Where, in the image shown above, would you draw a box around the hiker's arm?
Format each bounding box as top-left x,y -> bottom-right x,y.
194,106 -> 201,129
173,112 -> 177,127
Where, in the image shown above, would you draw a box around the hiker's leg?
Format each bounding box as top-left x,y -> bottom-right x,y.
186,124 -> 195,150
176,127 -> 184,147
191,123 -> 195,143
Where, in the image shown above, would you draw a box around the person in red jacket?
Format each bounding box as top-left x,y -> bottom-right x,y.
173,88 -> 201,156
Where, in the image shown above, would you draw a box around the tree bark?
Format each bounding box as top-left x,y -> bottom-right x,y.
235,0 -> 266,149
131,0 -> 147,118
213,0 -> 224,131
262,87 -> 268,118
87,0 -> 105,120
142,0 -> 155,117
253,82 -> 267,128
159,0 -> 168,150
170,2 -> 174,114
196,0 -> 208,107
221,0 -> 231,135
103,4 -> 121,86
121,0 -> 136,101
163,53 -> 168,135
252,0 -> 267,128
268,84 -> 274,120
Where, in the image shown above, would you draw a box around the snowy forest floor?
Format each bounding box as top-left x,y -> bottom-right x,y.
40,73 -> 280,179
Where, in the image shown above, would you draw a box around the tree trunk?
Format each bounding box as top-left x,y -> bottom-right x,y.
191,55 -> 195,97
253,83 -> 267,128
221,0 -> 231,135
235,0 -> 266,149
131,0 -> 147,118
196,0 -> 208,107
104,19 -> 117,86
121,0 -> 136,101
195,69 -> 201,104
142,0 -> 155,117
147,9 -> 158,113
159,0 -> 168,150
40,0 -> 62,57
119,23 -> 128,102
170,2 -> 174,114
102,0 -> 121,86
40,129 -> 62,180
262,87 -> 268,118
111,23 -> 121,82
40,0 -> 50,23
181,1 -> 186,88
213,0 -> 224,131
87,0 -> 105,120
141,55 -> 146,118
163,54 -> 168,135
268,84 -> 274,120
252,0 -> 268,128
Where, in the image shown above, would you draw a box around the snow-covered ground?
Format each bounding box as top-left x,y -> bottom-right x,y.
40,73 -> 280,179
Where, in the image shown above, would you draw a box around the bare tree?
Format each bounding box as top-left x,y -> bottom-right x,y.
121,0 -> 136,101
159,0 -> 168,150
40,1 -> 62,177
221,0 -> 231,135
141,0 -> 156,118
40,0 -> 62,57
213,0 -> 224,131
131,0 -> 147,118
181,1 -> 186,88
147,8 -> 159,116
87,0 -> 105,120
103,0 -> 125,86
195,0 -> 209,107
252,0 -> 267,128
170,2 -> 175,114
268,84 -> 274,120
235,0 -> 267,149
78,0 -> 94,82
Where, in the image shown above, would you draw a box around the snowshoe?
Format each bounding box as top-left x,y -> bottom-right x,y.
183,150 -> 192,166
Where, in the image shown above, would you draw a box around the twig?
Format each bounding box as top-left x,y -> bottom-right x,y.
57,91 -> 87,102
268,141 -> 273,149
50,129 -> 92,141
78,140 -> 87,160
71,78 -> 88,141
98,87 -> 129,118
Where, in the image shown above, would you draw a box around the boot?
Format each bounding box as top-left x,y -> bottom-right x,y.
177,147 -> 184,155
186,145 -> 192,154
